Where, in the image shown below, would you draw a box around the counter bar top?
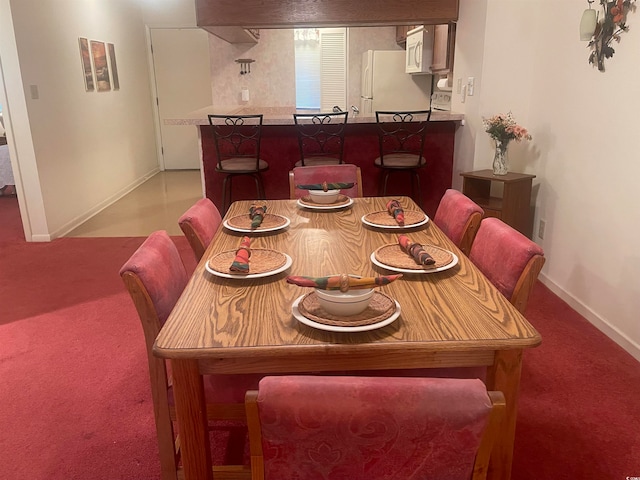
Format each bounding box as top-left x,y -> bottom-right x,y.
166,105 -> 464,126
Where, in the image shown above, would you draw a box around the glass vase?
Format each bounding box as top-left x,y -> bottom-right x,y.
492,139 -> 510,176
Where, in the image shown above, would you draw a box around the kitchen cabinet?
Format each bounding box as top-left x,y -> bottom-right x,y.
201,26 -> 260,44
461,169 -> 536,237
431,23 -> 456,73
399,23 -> 456,73
396,25 -> 417,45
196,0 -> 459,28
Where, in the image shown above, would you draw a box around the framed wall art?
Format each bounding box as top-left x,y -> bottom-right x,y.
90,40 -> 111,91
107,43 -> 119,90
78,37 -> 95,92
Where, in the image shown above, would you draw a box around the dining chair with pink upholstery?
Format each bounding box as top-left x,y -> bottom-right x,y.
289,164 -> 363,199
120,230 -> 258,480
245,375 -> 505,480
433,189 -> 484,256
469,217 -> 545,314
178,197 -> 223,262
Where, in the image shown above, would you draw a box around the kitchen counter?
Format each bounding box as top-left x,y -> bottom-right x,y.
165,105 -> 464,126
173,105 -> 463,216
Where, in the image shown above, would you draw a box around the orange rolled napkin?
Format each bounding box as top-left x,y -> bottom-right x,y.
230,236 -> 251,273
387,199 -> 405,225
398,234 -> 435,266
286,273 -> 402,292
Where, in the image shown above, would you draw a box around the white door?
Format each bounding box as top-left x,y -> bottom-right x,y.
150,28 -> 212,170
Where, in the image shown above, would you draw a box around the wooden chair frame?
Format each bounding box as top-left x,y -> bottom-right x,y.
510,254 -> 546,315
458,210 -> 483,256
121,261 -> 250,480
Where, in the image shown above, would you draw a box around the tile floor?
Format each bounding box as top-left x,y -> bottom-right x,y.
66,170 -> 203,237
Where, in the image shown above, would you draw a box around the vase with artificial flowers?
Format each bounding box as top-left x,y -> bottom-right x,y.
482,112 -> 532,175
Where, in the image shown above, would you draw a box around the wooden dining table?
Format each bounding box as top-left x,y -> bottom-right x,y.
153,196 -> 541,480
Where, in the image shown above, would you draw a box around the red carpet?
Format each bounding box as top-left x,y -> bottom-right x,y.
1,196 -> 639,479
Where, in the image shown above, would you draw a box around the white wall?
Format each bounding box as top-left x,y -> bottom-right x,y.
454,0 -> 640,360
3,0 -> 159,239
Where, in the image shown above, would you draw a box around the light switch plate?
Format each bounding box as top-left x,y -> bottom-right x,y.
30,85 -> 39,100
467,77 -> 475,96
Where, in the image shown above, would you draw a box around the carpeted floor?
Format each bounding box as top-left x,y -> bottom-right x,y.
1,195 -> 639,479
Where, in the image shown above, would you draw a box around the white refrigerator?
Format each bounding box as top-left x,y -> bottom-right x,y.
360,50 -> 432,115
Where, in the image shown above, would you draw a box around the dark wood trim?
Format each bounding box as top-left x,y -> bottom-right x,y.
196,0 -> 459,28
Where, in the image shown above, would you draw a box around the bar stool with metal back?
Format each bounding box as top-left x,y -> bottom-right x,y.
293,111 -> 349,167
208,114 -> 268,213
374,110 -> 431,207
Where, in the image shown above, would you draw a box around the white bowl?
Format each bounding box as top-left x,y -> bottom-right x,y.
315,288 -> 375,316
308,189 -> 340,204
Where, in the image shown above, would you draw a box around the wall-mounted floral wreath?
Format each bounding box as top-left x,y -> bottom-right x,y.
581,0 -> 636,72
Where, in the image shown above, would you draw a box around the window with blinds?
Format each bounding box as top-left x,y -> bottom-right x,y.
294,28 -> 347,111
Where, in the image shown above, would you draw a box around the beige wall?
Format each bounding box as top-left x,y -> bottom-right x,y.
454,0 -> 640,360
2,0 -> 159,239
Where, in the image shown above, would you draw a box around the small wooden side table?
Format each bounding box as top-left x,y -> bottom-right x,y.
460,169 -> 536,237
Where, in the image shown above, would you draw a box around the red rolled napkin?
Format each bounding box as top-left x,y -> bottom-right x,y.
286,273 -> 402,291
398,234 -> 435,266
249,203 -> 267,229
230,236 -> 251,273
387,199 -> 405,225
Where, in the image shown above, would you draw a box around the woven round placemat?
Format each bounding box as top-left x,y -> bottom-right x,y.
207,248 -> 287,275
298,291 -> 396,327
374,244 -> 454,270
364,210 -> 427,227
299,194 -> 351,207
226,213 -> 288,230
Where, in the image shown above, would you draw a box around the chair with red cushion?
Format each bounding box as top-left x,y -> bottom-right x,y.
178,198 -> 223,262
120,230 -> 258,480
433,189 -> 484,256
289,164 -> 363,199
469,217 -> 545,314
245,376 -> 505,480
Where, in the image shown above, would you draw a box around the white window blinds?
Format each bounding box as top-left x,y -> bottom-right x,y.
294,28 -> 347,111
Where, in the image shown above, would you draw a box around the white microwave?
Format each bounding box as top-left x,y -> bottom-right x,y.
405,26 -> 434,74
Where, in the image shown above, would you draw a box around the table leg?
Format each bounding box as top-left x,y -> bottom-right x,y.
485,349 -> 523,480
171,359 -> 213,480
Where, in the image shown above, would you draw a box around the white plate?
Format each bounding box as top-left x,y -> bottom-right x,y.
370,250 -> 459,274
361,214 -> 429,229
223,216 -> 291,233
205,254 -> 293,279
296,197 -> 354,210
292,295 -> 401,333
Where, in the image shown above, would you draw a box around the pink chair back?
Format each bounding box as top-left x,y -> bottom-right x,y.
120,230 -> 188,327
178,198 -> 223,261
433,189 -> 484,255
247,376 -> 494,480
469,217 -> 545,312
289,164 -> 363,199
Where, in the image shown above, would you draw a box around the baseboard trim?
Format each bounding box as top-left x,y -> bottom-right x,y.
539,273 -> 640,363
52,168 -> 160,239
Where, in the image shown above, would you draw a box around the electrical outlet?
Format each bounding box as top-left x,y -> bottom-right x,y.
538,219 -> 546,239
467,77 -> 475,96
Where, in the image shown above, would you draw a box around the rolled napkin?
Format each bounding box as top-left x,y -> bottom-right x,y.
398,234 -> 435,266
229,236 -> 251,273
286,273 -> 402,292
296,181 -> 355,192
249,203 -> 267,229
386,199 -> 405,225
